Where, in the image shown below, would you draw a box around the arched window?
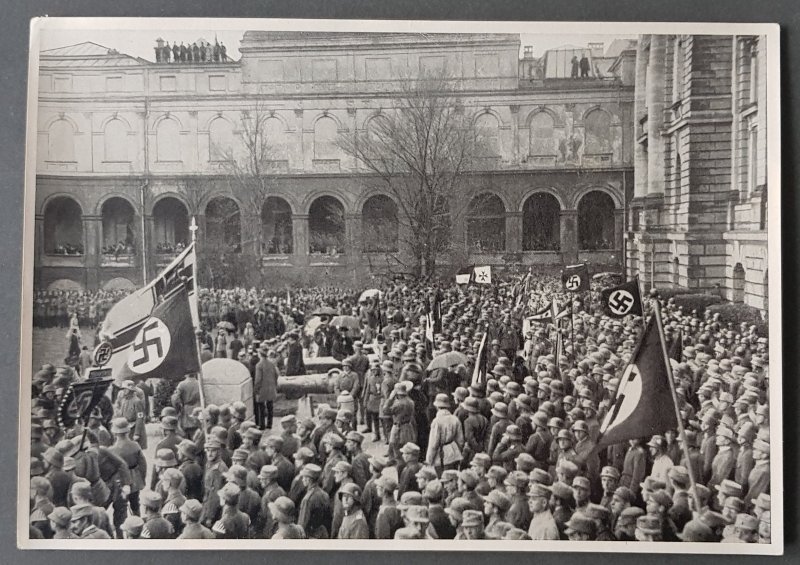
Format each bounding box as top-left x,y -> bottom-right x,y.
466,193 -> 505,252
43,197 -> 83,255
309,196 -> 345,255
362,195 -> 398,252
264,117 -> 287,161
209,117 -> 235,161
156,118 -> 181,162
314,117 -> 339,160
205,197 -> 241,252
584,109 -> 613,155
101,198 -> 136,256
529,112 -> 556,157
48,119 -> 75,162
153,198 -> 189,253
522,193 -> 561,251
475,113 -> 501,158
261,197 -> 293,254
732,263 -> 746,303
103,119 -> 128,162
578,191 -> 615,250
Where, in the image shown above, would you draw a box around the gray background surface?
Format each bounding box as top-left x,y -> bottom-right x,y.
1,1 -> 796,563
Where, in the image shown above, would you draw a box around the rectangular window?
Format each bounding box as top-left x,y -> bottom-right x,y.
159,75 -> 177,91
105,76 -> 123,92
364,58 -> 391,80
475,53 -> 499,78
209,75 -> 226,91
672,37 -> 684,103
312,59 -> 337,81
258,59 -> 284,82
53,75 -> 72,92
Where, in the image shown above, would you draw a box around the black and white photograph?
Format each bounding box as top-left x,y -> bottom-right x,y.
18,18 -> 781,553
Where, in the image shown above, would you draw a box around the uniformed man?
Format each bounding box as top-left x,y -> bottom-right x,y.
177,499 -> 215,539
140,489 -> 174,539
114,380 -> 147,449
69,503 -> 110,539
200,437 -> 228,528
297,464 -> 332,539
212,483 -> 250,539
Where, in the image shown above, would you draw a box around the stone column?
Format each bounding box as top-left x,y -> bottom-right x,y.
34,214 -> 44,263
559,209 -> 578,264
614,208 -> 625,256
345,212 -> 361,261
646,35 -> 667,196
633,37 -> 650,198
506,211 -> 522,253
83,215 -> 102,289
509,105 -> 520,164
292,214 -> 309,266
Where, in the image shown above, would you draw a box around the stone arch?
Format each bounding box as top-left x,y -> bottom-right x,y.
94,193 -> 138,216
205,196 -> 241,251
47,278 -> 84,292
471,108 -> 504,128
152,197 -> 190,252
261,196 -> 293,254
102,277 -> 137,291
520,187 -> 569,211
466,192 -> 506,252
43,195 -> 84,255
577,190 -> 616,250
732,263 -> 746,303
308,195 -> 346,255
522,192 -> 561,251
301,190 -> 353,215
570,184 -> 624,210
524,107 -> 562,128
100,197 -> 137,255
580,105 -> 619,126
362,194 -> 399,253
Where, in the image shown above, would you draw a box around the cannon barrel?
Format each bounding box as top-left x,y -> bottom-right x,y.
278,373 -> 334,399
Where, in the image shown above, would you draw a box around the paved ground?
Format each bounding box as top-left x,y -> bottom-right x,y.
32,327 -> 393,487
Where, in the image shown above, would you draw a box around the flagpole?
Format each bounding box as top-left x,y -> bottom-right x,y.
651,298 -> 702,512
189,217 -> 207,410
568,298 -> 576,369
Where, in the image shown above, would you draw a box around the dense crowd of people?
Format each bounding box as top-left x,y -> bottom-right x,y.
28,273 -> 771,543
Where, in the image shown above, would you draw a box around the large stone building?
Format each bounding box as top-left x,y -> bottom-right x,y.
627,35 -> 769,311
34,32 -> 637,290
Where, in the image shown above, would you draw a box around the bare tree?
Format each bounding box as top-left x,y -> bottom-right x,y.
338,69 -> 488,278
216,98 -> 281,256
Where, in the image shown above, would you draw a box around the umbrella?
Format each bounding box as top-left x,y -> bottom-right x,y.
426,351 -> 469,371
359,288 -> 383,302
304,316 -> 323,337
312,306 -> 338,317
330,315 -> 361,332
217,321 -> 235,331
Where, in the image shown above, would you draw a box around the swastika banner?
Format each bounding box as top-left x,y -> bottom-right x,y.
115,285 -> 200,383
600,278 -> 644,319
560,263 -> 590,292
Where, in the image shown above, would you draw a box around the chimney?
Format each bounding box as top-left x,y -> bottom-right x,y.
523,45 -> 534,59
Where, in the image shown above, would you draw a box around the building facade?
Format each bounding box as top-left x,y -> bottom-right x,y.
34,32 -> 636,290
627,35 -> 769,311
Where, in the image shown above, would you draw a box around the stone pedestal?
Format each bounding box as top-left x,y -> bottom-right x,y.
559,209 -> 578,264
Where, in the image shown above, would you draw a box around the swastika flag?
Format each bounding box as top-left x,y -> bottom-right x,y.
600,279 -> 644,319
116,285 -> 200,383
561,264 -> 590,292
595,315 -> 678,449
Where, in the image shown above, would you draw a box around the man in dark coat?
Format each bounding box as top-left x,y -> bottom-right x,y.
254,346 -> 279,429
298,464 -> 332,538
284,333 -> 305,376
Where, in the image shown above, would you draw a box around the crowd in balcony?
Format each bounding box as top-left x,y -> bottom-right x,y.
50,243 -> 83,256
156,241 -> 187,254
